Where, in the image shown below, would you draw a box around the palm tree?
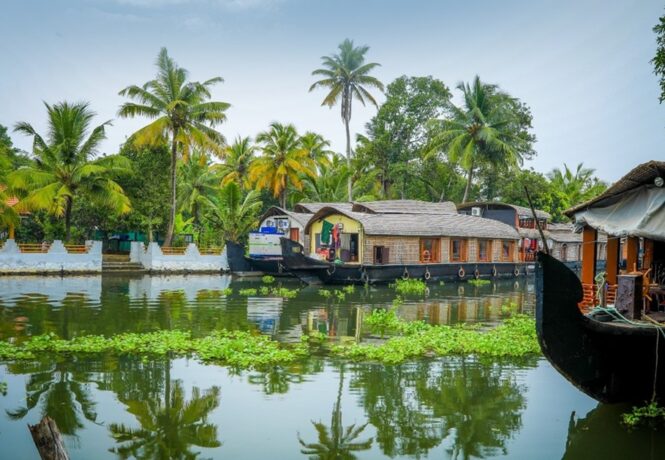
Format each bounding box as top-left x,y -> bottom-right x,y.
300,132 -> 334,170
177,151 -> 218,242
297,153 -> 351,203
207,181 -> 262,244
428,76 -> 525,203
0,147 -> 20,236
310,39 -> 384,201
9,102 -> 131,241
548,163 -> 606,217
214,136 -> 256,188
249,122 -> 316,208
118,47 -> 229,246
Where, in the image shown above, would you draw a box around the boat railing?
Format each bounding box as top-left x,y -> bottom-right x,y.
579,283 -> 618,312
519,251 -> 537,262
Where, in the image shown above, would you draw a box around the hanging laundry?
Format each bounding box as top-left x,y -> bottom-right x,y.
320,220 -> 334,245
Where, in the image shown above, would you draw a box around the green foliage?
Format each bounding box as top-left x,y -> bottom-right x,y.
332,315 -> 540,364
206,181 -> 262,244
501,301 -> 520,316
272,287 -> 299,298
365,308 -> 402,337
9,101 -> 131,241
622,402 -> 665,428
319,289 -> 333,298
468,279 -> 491,286
547,163 -> 607,222
220,288 -> 232,296
238,288 -> 258,296
215,136 -> 256,188
357,75 -> 452,199
262,275 -> 275,284
653,12 -> 665,103
393,278 -> 427,296
342,285 -> 355,294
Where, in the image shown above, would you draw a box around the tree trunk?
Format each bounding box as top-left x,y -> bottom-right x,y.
345,116 -> 353,202
164,130 -> 179,246
281,186 -> 287,209
64,198 -> 73,243
462,161 -> 475,203
29,416 -> 69,460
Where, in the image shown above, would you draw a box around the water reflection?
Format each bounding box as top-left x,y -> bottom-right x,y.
6,357 -> 99,436
0,274 -> 534,345
563,403 -> 665,460
298,363 -> 373,459
349,357 -> 534,459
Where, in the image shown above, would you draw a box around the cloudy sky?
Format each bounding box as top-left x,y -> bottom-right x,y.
1,0 -> 663,182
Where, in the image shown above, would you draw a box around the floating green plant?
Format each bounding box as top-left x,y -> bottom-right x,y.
220,287 -> 233,296
318,289 -> 332,298
364,308 -> 401,337
468,279 -> 491,286
238,288 -> 258,296
0,330 -> 307,369
259,286 -> 271,295
261,275 -> 275,284
622,402 -> 665,428
393,278 -> 427,296
332,315 -> 539,364
342,285 -> 355,294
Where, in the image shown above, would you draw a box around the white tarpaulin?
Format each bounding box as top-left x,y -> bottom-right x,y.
574,186 -> 665,241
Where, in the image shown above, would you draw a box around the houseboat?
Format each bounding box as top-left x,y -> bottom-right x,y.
536,160 -> 665,403
280,200 -> 526,284
226,206 -> 311,275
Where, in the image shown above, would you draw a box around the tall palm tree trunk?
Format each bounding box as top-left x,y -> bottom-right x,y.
64,198 -> 73,242
345,117 -> 352,202
164,130 -> 179,246
462,161 -> 475,203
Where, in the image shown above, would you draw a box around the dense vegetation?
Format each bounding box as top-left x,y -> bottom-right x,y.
0,42 -> 610,244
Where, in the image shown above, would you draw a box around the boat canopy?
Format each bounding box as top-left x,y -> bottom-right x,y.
573,185 -> 665,241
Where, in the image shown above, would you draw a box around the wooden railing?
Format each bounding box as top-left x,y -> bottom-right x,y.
519,251 -> 536,262
199,247 -> 223,255
65,244 -> 88,254
161,246 -> 187,255
19,243 -> 50,253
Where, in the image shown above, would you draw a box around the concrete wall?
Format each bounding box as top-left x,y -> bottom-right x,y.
130,242 -> 229,272
0,239 -> 102,274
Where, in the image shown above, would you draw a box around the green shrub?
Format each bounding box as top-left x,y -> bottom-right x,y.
238,288 -> 258,296
261,275 -> 275,284
394,278 -> 427,296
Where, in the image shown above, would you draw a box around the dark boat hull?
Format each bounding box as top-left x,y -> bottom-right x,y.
280,238 -> 527,285
226,241 -> 290,276
536,252 -> 665,404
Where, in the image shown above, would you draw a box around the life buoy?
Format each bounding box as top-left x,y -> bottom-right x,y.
361,270 -> 369,283
514,267 -> 520,277
473,268 -> 480,279
458,267 -> 466,279
327,264 -> 336,276
424,268 -> 431,280
491,265 -> 498,277
402,267 -> 410,280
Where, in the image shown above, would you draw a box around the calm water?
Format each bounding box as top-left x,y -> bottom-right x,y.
0,274 -> 663,459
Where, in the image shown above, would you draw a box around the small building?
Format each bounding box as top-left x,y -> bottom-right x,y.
250,206 -> 312,258
303,207 -> 521,265
458,202 -> 551,263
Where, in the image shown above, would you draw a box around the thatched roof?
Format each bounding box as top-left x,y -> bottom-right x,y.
565,161 -> 665,216
458,201 -> 551,220
352,200 -> 457,214
305,207 -> 520,240
293,202 -> 354,214
259,206 -> 312,227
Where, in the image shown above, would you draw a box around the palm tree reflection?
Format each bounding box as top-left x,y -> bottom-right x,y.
298,363 -> 373,459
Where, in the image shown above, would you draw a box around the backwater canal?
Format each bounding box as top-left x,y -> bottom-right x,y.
0,274 -> 663,459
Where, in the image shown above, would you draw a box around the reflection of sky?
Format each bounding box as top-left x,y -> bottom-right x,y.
1,0 -> 663,182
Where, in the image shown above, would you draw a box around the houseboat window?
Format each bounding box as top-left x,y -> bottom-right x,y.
314,228 -> 359,263
420,238 -> 440,263
561,243 -> 568,262
374,246 -> 389,264
450,239 -> 467,262
290,227 -> 300,242
478,239 -> 492,262
502,241 -> 514,261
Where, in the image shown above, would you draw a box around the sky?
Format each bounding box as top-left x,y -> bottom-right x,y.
1,0 -> 663,183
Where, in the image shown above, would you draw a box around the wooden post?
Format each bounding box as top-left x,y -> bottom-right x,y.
643,238 -> 654,275
28,416 -> 69,460
606,237 -> 620,285
626,237 -> 639,273
581,226 -> 598,287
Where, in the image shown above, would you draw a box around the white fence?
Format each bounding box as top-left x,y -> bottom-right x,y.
130,242 -> 229,272
0,239 -> 103,274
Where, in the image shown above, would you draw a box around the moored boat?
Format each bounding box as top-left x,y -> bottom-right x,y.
280,201 -> 528,285
536,161 -> 665,403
